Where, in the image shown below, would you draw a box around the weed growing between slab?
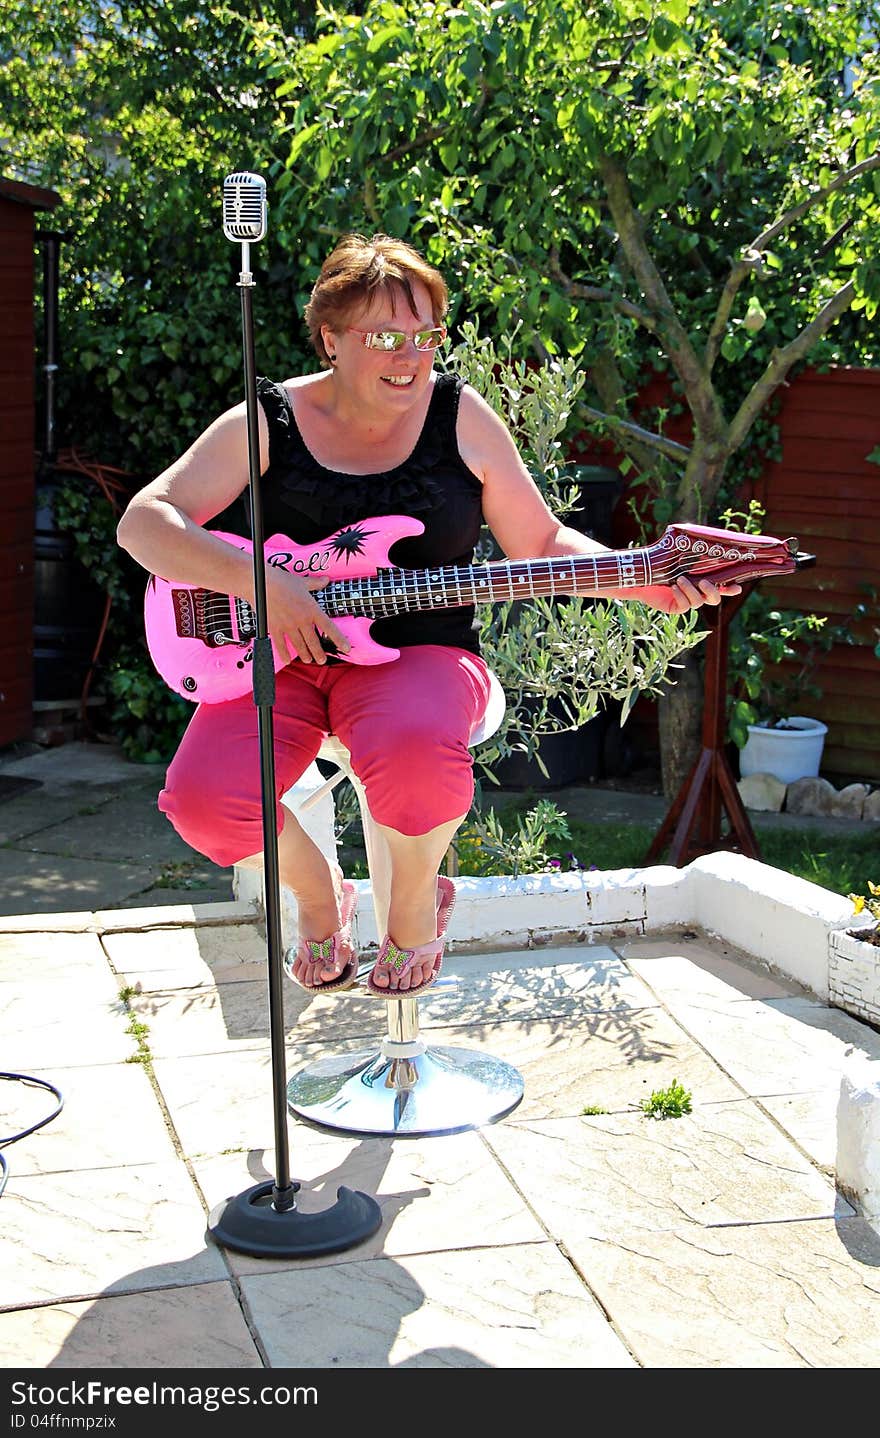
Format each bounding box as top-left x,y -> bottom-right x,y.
640,1079 -> 693,1119
119,984 -> 151,1068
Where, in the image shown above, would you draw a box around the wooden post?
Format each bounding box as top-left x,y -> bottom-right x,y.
644,584 -> 762,867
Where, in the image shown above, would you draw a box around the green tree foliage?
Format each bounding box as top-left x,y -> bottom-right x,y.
6,0 -> 877,494
3,0 -> 878,779
259,0 -> 879,524
0,0 -> 314,472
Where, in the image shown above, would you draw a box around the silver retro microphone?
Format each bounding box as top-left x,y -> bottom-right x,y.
222,171 -> 267,242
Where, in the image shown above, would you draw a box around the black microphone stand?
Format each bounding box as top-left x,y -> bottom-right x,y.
207,184 -> 381,1258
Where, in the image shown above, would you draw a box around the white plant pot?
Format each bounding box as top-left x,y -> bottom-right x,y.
739,715 -> 828,784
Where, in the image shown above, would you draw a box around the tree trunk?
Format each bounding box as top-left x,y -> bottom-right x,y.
657,650 -> 703,800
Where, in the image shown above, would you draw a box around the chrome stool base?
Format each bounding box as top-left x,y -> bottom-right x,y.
287,1043 -> 523,1138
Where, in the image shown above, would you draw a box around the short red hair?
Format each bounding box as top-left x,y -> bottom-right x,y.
304,233 -> 449,366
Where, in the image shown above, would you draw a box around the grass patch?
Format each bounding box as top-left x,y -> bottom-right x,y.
476,794 -> 875,897
560,816 -> 878,897
755,827 -> 879,896
337,783 -> 874,898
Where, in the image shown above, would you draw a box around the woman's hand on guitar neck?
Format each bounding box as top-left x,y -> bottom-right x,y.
638,575 -> 743,614
266,567 -> 351,665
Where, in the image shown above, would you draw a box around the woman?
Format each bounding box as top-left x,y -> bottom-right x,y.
117,233 -> 737,997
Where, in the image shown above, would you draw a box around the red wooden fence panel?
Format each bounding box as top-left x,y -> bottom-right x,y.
746,368 -> 880,781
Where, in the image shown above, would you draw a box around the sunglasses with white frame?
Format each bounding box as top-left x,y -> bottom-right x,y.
346,325 -> 448,352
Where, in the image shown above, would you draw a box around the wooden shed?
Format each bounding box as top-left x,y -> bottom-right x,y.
0,176 -> 61,749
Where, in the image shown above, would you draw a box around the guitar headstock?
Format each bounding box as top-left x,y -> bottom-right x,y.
655,522 -> 801,586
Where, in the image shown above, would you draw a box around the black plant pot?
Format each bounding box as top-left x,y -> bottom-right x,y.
494,706 -> 610,791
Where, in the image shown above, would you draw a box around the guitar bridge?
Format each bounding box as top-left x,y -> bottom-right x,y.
171,589 -> 255,648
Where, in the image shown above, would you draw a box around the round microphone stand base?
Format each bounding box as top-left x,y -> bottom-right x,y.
287,1041 -> 524,1138
208,1181 -> 382,1259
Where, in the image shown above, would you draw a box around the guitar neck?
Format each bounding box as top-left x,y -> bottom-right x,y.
318,549 -> 654,620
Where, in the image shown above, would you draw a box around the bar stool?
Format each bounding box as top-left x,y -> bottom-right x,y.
285,670 -> 524,1137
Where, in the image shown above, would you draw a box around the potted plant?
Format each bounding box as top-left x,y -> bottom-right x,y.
727,586 -> 840,784
828,883 -> 880,1027
847,883 -> 880,947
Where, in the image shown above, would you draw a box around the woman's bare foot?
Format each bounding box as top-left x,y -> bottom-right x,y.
369,877 -> 454,993
289,866 -> 355,989
368,941 -> 437,993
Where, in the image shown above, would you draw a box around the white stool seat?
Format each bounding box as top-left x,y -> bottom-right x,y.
470,667 -> 506,748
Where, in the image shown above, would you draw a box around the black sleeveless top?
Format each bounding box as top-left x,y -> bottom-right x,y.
255,371 -> 485,655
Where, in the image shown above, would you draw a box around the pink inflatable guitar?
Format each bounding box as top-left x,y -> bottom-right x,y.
144,514 -> 800,703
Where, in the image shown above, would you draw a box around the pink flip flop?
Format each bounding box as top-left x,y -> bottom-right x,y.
366,876 -> 456,999
284,880 -> 359,993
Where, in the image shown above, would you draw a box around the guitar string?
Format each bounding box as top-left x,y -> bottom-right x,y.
193,546 -> 780,634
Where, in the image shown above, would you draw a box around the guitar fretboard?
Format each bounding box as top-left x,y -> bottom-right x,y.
316,549 -> 653,620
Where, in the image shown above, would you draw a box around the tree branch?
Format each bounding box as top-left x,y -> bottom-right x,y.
577,403 -> 691,463
750,152 -> 880,253
382,122 -> 449,165
705,155 -> 878,373
705,253 -> 762,372
585,348 -> 679,472
549,252 -> 659,329
599,153 -> 728,442
727,279 -> 856,451
381,79 -> 491,165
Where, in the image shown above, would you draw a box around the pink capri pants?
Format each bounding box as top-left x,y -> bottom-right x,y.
158,645 -> 492,867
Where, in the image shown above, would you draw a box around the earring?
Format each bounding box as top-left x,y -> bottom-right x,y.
327,352 -> 336,364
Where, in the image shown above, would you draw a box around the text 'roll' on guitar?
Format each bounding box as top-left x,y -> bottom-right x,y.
144,515 -> 809,704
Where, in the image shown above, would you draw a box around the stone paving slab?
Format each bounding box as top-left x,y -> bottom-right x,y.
447,1009 -> 745,1119
0,744 -> 166,788
0,789 -> 85,846
0,748 -> 233,916
483,1107 -> 852,1243
620,933 -> 804,1002
149,1005 -> 746,1160
560,1216 -> 880,1368
424,943 -> 659,1024
0,986 -> 135,1070
152,1048 -> 295,1156
0,1062 -> 178,1176
759,1090 -> 840,1173
130,982 -> 344,1059
0,911 -> 99,934
2,850 -> 879,1369
0,930 -> 113,986
103,923 -> 271,989
110,881 -> 235,910
0,849 -> 165,918
112,929 -> 659,1017
0,1282 -> 263,1370
0,1160 -> 227,1308
192,1129 -> 546,1273
3,740 -> 878,1371
95,900 -> 255,932
19,803 -> 207,869
649,991 -> 880,1096
240,1244 -> 637,1368
124,942 -> 663,1060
